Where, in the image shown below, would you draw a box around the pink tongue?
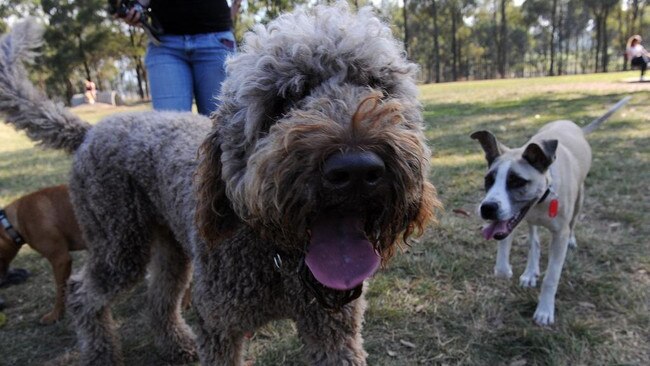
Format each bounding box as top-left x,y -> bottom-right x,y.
305,214 -> 381,290
482,221 -> 509,240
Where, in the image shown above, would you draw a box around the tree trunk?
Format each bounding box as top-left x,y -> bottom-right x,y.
563,20 -> 570,75
451,8 -> 458,81
548,0 -> 558,76
575,31 -> 580,74
594,13 -> 601,73
492,0 -> 498,79
65,78 -> 74,106
403,0 -> 409,56
498,0 -> 507,78
619,6 -> 627,71
432,0 -> 440,83
631,0 -> 640,34
77,33 -> 91,82
637,0 -> 644,33
133,56 -> 145,100
557,3 -> 564,75
143,64 -> 150,100
601,8 -> 609,72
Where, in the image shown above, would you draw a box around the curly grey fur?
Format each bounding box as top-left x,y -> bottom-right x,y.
0,19 -> 90,153
0,4 -> 437,365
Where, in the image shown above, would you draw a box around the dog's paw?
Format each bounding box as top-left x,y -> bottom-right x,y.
39,311 -> 63,325
533,306 -> 555,326
155,330 -> 197,363
568,234 -> 578,249
519,272 -> 538,288
494,265 -> 513,279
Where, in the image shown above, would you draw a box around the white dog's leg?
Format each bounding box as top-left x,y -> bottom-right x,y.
568,232 -> 577,249
533,227 -> 570,326
520,223 -> 540,288
568,184 -> 584,250
494,235 -> 513,279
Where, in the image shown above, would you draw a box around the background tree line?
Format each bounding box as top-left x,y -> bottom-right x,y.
0,0 -> 647,103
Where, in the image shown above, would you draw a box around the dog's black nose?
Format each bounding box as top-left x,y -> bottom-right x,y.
323,151 -> 385,191
480,202 -> 499,220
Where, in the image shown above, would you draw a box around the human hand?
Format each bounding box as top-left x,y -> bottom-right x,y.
121,7 -> 142,26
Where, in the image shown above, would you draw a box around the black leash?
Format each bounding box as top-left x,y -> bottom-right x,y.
0,208 -> 25,247
537,188 -> 551,204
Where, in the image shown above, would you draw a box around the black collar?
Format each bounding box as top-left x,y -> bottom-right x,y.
273,251 -> 362,311
0,209 -> 25,247
537,188 -> 551,204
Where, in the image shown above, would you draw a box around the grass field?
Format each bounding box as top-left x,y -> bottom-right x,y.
0,72 -> 648,365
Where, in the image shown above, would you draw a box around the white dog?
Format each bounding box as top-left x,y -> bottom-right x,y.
471,97 -> 630,325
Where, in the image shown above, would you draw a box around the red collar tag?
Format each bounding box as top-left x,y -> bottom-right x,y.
549,199 -> 559,218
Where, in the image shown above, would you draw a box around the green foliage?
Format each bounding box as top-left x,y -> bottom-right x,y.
3,1 -> 649,100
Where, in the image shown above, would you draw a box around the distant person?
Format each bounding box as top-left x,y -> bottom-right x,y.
84,78 -> 96,104
120,0 -> 237,116
626,35 -> 649,81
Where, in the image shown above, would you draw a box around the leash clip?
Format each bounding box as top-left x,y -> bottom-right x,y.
273,253 -> 283,271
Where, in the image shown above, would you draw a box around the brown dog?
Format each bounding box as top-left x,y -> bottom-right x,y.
0,185 -> 85,324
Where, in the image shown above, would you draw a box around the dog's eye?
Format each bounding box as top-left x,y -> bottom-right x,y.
507,175 -> 528,189
484,174 -> 495,190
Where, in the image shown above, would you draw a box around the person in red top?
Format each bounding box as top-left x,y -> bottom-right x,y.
84,78 -> 96,104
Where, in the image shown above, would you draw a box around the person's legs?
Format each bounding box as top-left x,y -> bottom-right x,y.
631,56 -> 648,79
641,57 -> 648,79
145,36 -> 194,112
189,31 -> 235,116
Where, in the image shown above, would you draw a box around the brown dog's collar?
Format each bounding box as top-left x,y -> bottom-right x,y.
0,209 -> 25,247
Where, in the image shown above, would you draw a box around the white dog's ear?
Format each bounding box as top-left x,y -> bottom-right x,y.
470,130 -> 507,166
523,139 -> 558,172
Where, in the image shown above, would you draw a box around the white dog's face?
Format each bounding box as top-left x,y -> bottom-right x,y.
479,157 -> 548,239
471,131 -> 557,240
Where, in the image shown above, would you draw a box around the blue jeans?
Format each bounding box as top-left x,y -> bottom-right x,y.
145,31 -> 235,116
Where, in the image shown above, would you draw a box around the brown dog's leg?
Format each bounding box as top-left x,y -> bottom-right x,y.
40,252 -> 72,325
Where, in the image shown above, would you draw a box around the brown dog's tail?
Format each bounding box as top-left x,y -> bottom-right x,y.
582,96 -> 632,135
0,19 -> 91,153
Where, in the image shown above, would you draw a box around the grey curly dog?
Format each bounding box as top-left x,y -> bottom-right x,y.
0,4 -> 440,365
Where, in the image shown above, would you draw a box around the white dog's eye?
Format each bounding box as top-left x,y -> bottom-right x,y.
507,174 -> 528,189
484,174 -> 495,190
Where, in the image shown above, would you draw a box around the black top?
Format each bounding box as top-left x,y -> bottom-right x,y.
150,0 -> 232,35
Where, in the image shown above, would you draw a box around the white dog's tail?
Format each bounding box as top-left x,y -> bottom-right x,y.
582,96 -> 632,135
0,19 -> 90,153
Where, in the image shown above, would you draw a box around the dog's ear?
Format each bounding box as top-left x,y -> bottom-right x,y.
470,130 -> 507,167
195,127 -> 239,246
522,139 -> 558,172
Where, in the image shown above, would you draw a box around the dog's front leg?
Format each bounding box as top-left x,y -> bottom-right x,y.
192,275 -> 244,365
533,226 -> 570,325
41,252 -> 72,325
194,316 -> 244,366
494,235 -> 514,279
520,223 -> 541,288
296,297 -> 368,365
